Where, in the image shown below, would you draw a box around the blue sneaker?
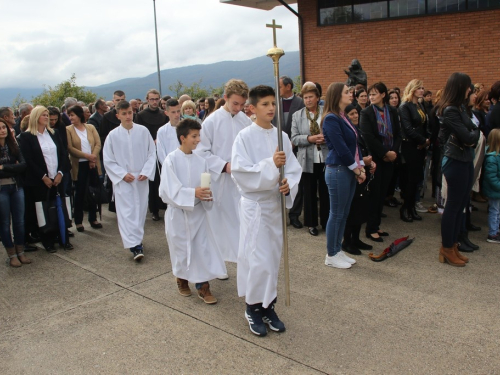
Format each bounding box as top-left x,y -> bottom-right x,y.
245,304 -> 267,337
131,244 -> 144,261
262,300 -> 286,332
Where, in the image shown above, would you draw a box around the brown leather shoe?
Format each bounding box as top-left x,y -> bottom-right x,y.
452,243 -> 469,263
439,246 -> 466,267
15,245 -> 31,264
197,282 -> 217,304
176,278 -> 191,297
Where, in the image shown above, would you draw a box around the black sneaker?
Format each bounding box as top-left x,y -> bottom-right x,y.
262,302 -> 286,332
131,244 -> 144,261
245,304 -> 267,337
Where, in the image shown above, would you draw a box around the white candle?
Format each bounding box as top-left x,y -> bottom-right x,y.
201,172 -> 211,188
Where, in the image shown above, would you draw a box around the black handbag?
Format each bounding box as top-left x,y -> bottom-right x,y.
35,187 -> 72,233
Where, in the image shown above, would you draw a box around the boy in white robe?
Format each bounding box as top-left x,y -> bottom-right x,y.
103,101 -> 156,261
195,79 -> 252,266
159,119 -> 226,304
156,99 -> 182,166
231,85 -> 302,337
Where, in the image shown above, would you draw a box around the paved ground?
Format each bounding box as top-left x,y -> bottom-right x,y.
1,194 -> 499,375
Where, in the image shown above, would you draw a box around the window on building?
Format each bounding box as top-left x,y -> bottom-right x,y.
319,0 -> 499,25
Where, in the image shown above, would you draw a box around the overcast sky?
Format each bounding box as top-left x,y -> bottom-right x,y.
1,0 -> 299,89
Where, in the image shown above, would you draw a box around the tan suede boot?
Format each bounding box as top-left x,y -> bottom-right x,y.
197,282 -> 217,304
453,243 -> 469,263
6,247 -> 22,267
176,278 -> 192,297
15,245 -> 31,264
439,246 -> 466,267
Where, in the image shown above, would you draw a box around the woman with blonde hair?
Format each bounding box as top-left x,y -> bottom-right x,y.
398,79 -> 430,222
19,106 -> 73,252
181,100 -> 202,124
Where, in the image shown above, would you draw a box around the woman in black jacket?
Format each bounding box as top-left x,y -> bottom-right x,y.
398,79 -> 430,222
0,119 -> 31,267
19,106 -> 73,252
360,82 -> 402,242
436,72 -> 480,267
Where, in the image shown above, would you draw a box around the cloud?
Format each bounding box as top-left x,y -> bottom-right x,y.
1,0 -> 299,89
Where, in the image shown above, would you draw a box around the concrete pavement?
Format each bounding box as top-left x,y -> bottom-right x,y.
1,196 -> 500,374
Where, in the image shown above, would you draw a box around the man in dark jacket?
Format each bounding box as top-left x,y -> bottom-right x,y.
87,99 -> 107,132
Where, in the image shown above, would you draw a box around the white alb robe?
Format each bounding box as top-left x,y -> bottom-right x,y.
156,122 -> 179,165
103,124 -> 156,248
159,148 -> 227,282
231,123 -> 302,308
194,107 -> 252,262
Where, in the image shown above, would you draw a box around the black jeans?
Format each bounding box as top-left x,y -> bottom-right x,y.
441,158 -> 474,248
302,163 -> 329,228
366,161 -> 394,234
74,161 -> 97,225
148,164 -> 162,215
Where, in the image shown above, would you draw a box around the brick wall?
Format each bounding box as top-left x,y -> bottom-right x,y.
297,0 -> 500,94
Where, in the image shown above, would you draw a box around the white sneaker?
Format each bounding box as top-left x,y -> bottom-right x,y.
325,253 -> 351,269
415,202 -> 427,213
339,250 -> 356,265
217,274 -> 229,280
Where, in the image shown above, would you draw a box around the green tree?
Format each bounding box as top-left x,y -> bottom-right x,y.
293,75 -> 302,95
209,83 -> 225,98
32,74 -> 97,108
168,80 -> 185,99
181,80 -> 209,100
11,94 -> 29,110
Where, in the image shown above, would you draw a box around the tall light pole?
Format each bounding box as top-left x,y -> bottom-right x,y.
153,0 -> 162,96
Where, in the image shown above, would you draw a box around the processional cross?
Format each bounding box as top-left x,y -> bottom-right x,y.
266,19 -> 282,48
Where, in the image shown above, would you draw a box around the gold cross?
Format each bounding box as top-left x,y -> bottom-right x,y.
266,19 -> 282,47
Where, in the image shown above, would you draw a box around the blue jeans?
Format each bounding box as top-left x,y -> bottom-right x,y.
325,165 -> 356,256
488,198 -> 500,236
0,184 -> 25,248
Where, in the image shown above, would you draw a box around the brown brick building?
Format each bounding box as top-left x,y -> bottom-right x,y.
223,0 -> 500,93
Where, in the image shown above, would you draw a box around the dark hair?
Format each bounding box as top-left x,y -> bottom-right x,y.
314,82 -> 323,97
67,105 -> 86,123
47,106 -> 63,129
435,72 -> 472,116
393,87 -> 401,94
424,90 -> 432,97
280,76 -> 293,90
248,85 -> 275,106
215,98 -> 226,110
176,118 -> 201,144
203,98 -> 216,119
489,81 -> 500,101
113,90 -> 125,97
388,89 -> 401,108
355,88 -> 366,99
367,82 -> 390,105
165,98 -> 179,110
199,97 -> 205,103
162,95 -> 172,101
116,100 -> 130,111
321,82 -> 346,125
95,99 -> 106,111
355,83 -> 366,92
0,107 -> 11,119
0,119 -> 19,156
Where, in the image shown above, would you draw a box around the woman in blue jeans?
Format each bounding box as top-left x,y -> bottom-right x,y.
0,119 -> 31,267
321,83 -> 366,269
436,72 -> 480,266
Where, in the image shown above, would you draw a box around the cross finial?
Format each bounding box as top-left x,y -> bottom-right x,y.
266,19 -> 282,48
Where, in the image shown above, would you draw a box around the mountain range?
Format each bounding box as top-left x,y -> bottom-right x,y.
0,51 -> 300,106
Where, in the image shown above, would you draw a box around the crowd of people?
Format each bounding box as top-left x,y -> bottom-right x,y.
1,73 -> 500,336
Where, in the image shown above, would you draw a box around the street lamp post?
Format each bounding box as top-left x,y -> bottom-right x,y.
153,0 -> 162,96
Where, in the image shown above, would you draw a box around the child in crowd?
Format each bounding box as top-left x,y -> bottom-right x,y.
231,85 -> 302,336
484,128 -> 500,243
159,119 -> 226,304
103,100 -> 156,261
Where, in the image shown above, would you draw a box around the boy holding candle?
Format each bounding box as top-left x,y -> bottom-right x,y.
159,118 -> 226,304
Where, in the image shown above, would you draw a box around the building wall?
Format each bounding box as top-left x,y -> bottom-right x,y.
297,0 -> 500,94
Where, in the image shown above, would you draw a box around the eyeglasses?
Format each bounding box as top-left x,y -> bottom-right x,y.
148,98 -> 160,101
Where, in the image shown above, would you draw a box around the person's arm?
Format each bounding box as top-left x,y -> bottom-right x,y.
443,107 -> 480,146
91,126 -> 101,157
291,110 -> 310,147
398,103 -> 426,145
359,108 -> 387,160
195,117 -> 227,179
19,134 -> 47,181
66,127 -> 87,159
0,147 -> 27,177
139,132 -> 157,181
322,114 -> 357,169
158,154 -> 196,211
489,103 -> 500,129
484,156 -> 500,192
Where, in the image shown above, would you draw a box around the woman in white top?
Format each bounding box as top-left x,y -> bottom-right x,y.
66,105 -> 102,232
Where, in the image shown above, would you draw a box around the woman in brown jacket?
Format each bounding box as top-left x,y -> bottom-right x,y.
66,105 -> 102,232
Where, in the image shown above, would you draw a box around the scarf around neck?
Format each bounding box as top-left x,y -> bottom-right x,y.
373,105 -> 393,151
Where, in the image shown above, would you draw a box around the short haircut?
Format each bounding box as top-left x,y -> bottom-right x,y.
95,99 -> 106,111
280,76 -> 293,90
19,103 -> 32,116
176,118 -> 201,144
181,100 -> 196,114
64,97 -> 78,108
301,82 -> 320,98
116,100 -> 130,111
113,90 -> 125,97
165,98 -> 179,110
224,79 -> 249,99
248,85 -> 275,106
367,82 -> 390,105
162,95 -> 172,101
0,107 -> 11,119
490,81 -> 500,101
424,90 -> 432,97
67,105 -> 85,123
146,89 -> 160,99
